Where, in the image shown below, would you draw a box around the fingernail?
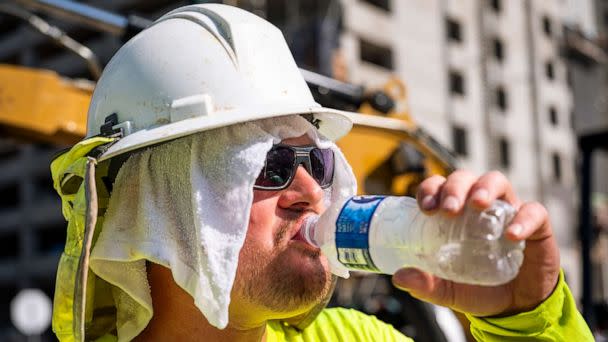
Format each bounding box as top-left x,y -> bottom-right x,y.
442,196 -> 460,211
421,195 -> 437,210
472,189 -> 489,202
393,269 -> 424,290
509,223 -> 523,236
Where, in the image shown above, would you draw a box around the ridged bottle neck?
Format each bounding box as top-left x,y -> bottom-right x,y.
302,215 -> 320,247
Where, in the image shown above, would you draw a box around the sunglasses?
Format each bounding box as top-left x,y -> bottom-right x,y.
254,144 -> 335,190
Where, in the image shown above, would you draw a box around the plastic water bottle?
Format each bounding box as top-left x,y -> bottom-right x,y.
302,196 -> 525,286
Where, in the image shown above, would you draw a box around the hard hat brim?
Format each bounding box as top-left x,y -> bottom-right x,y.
97,106 -> 353,162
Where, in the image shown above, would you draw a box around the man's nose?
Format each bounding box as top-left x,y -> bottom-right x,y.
278,165 -> 325,212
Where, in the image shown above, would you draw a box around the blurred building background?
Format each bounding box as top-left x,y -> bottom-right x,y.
342,0 -> 583,295
0,0 -> 607,340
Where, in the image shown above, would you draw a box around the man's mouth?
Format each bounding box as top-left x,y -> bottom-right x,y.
288,218 -> 307,241
291,229 -> 307,242
288,216 -> 317,248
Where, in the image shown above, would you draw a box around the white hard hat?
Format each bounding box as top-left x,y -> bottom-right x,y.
86,4 -> 353,161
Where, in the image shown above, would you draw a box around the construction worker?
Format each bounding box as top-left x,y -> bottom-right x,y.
50,4 -> 592,341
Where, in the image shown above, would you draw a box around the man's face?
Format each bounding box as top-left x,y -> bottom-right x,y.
231,135 -> 334,319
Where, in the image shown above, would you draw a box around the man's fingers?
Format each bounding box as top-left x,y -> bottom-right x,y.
506,201 -> 551,241
416,170 -> 479,214
437,170 -> 478,215
468,171 -> 520,209
416,175 -> 446,212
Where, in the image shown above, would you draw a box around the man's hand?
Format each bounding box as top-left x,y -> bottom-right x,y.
391,170 -> 560,317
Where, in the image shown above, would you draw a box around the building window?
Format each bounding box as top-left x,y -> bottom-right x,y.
498,138 -> 510,169
449,70 -> 465,96
549,106 -> 558,126
551,152 -> 562,182
545,61 -> 555,81
446,17 -> 462,43
542,15 -> 552,37
361,0 -> 391,12
495,86 -> 508,111
492,37 -> 504,62
359,39 -> 394,70
452,126 -> 468,157
490,0 -> 501,13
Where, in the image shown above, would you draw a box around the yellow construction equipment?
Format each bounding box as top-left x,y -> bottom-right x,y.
0,65 -> 455,196
337,77 -> 455,196
0,64 -> 90,145
0,0 -> 456,193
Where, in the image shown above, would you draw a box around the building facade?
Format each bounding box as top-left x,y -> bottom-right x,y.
339,0 -> 581,297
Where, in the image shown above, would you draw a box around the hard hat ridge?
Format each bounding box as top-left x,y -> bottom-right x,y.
156,5 -> 238,68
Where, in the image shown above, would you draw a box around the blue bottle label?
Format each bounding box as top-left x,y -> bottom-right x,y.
335,196 -> 386,272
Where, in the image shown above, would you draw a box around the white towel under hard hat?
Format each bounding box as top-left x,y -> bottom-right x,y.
89,115 -> 356,341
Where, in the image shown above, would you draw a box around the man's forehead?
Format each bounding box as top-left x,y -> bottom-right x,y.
280,134 -> 315,146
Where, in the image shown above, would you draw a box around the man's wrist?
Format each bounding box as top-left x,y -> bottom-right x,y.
500,268 -> 561,317
464,270 -> 594,341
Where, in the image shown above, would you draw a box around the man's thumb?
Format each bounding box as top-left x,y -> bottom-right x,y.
392,268 -> 435,297
392,268 -> 456,309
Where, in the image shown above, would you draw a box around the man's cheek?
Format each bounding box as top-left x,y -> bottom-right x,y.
246,220 -> 279,251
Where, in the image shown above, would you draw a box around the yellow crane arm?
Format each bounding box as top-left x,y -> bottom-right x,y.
0,64 -> 91,144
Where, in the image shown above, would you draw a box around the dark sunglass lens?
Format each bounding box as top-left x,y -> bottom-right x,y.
310,148 -> 334,187
255,147 -> 295,188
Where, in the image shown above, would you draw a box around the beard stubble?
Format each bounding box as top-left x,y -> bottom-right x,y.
233,220 -> 333,314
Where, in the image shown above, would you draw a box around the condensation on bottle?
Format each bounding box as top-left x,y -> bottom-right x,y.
302,195 -> 525,286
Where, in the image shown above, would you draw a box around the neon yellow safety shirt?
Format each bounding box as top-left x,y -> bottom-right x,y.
266,271 -> 593,341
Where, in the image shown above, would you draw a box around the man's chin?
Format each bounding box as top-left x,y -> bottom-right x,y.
233,238 -> 333,317
264,246 -> 333,312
